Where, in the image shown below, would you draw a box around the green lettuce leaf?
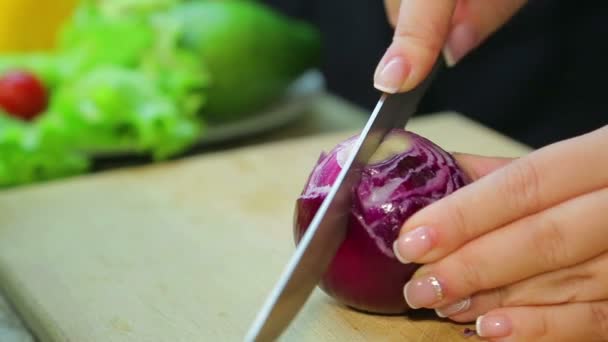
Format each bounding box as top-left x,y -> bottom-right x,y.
19,0 -> 209,160
57,1 -> 155,78
0,114 -> 89,188
97,0 -> 184,18
39,66 -> 202,160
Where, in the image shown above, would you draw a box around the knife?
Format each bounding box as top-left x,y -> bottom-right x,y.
245,57 -> 445,342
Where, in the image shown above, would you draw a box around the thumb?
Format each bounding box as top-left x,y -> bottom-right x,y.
374,0 -> 456,94
375,0 -> 527,93
452,153 -> 515,181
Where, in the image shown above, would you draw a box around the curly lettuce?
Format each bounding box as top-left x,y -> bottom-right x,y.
97,0 -> 184,18
56,1 -> 155,76
0,114 -> 89,188
0,1 -> 208,161
39,66 -> 202,160
0,0 -> 320,188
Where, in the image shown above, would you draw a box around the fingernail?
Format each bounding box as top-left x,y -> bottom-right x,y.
393,226 -> 434,263
445,24 -> 478,64
435,297 -> 471,318
374,56 -> 410,93
404,275 -> 444,309
476,314 -> 512,338
442,47 -> 456,68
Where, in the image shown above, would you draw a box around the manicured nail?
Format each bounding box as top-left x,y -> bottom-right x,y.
404,275 -> 444,309
435,297 -> 471,318
445,24 -> 478,64
442,47 -> 456,68
374,56 -> 410,93
393,226 -> 434,263
476,314 -> 512,338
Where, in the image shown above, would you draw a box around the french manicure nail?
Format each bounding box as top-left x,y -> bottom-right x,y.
445,24 -> 478,65
373,56 -> 410,93
435,297 -> 471,318
404,275 -> 444,309
442,47 -> 456,68
393,226 -> 434,263
476,314 -> 512,338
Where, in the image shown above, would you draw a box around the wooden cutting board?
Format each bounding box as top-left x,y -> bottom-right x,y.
0,113 -> 530,342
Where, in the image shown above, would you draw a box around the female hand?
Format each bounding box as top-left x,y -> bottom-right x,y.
375,0 -> 527,93
392,125 -> 608,341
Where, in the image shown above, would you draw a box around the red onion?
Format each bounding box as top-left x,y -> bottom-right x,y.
294,129 -> 468,314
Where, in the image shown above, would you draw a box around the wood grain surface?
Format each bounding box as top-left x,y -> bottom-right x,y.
0,113 -> 530,342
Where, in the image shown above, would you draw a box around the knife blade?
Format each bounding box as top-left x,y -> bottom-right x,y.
245,57 -> 445,342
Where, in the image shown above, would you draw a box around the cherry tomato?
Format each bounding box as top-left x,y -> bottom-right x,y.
0,70 -> 48,120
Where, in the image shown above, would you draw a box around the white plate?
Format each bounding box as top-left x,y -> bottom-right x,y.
91,69 -> 325,158
198,69 -> 325,145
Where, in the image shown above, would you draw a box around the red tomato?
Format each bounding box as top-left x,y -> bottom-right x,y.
0,70 -> 48,120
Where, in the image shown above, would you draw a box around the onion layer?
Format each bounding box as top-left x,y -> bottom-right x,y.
294,129 -> 468,314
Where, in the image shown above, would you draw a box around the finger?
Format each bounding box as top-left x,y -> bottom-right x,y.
445,252 -> 608,322
401,187 -> 608,310
452,153 -> 514,181
445,0 -> 527,63
383,0 -> 401,27
374,0 -> 456,93
473,301 -> 608,342
394,125 -> 608,264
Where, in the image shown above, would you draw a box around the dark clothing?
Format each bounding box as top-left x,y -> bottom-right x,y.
262,0 -> 607,148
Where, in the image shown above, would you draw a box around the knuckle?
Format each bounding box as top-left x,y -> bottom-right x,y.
441,197 -> 474,241
590,302 -> 608,340
536,311 -> 551,340
497,286 -> 523,307
502,159 -> 543,214
531,214 -> 569,269
519,309 -> 551,341
560,271 -> 593,303
514,309 -> 552,341
495,286 -> 511,306
452,249 -> 488,293
393,21 -> 444,54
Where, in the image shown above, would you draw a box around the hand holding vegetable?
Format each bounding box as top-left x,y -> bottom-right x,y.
376,2 -> 608,339
375,0 -> 527,93
393,125 -> 608,341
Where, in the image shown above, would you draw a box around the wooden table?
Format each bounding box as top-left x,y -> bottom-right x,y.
0,93 -> 530,342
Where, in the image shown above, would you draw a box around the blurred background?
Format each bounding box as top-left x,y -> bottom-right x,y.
0,0 -> 330,188
0,0 -> 605,190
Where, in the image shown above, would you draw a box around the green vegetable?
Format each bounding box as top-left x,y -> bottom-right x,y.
0,114 -> 89,188
0,0 -> 322,188
56,2 -> 155,78
97,0 -> 184,18
140,8 -> 210,117
40,66 -> 202,160
3,1 -> 209,160
168,0 -> 322,122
